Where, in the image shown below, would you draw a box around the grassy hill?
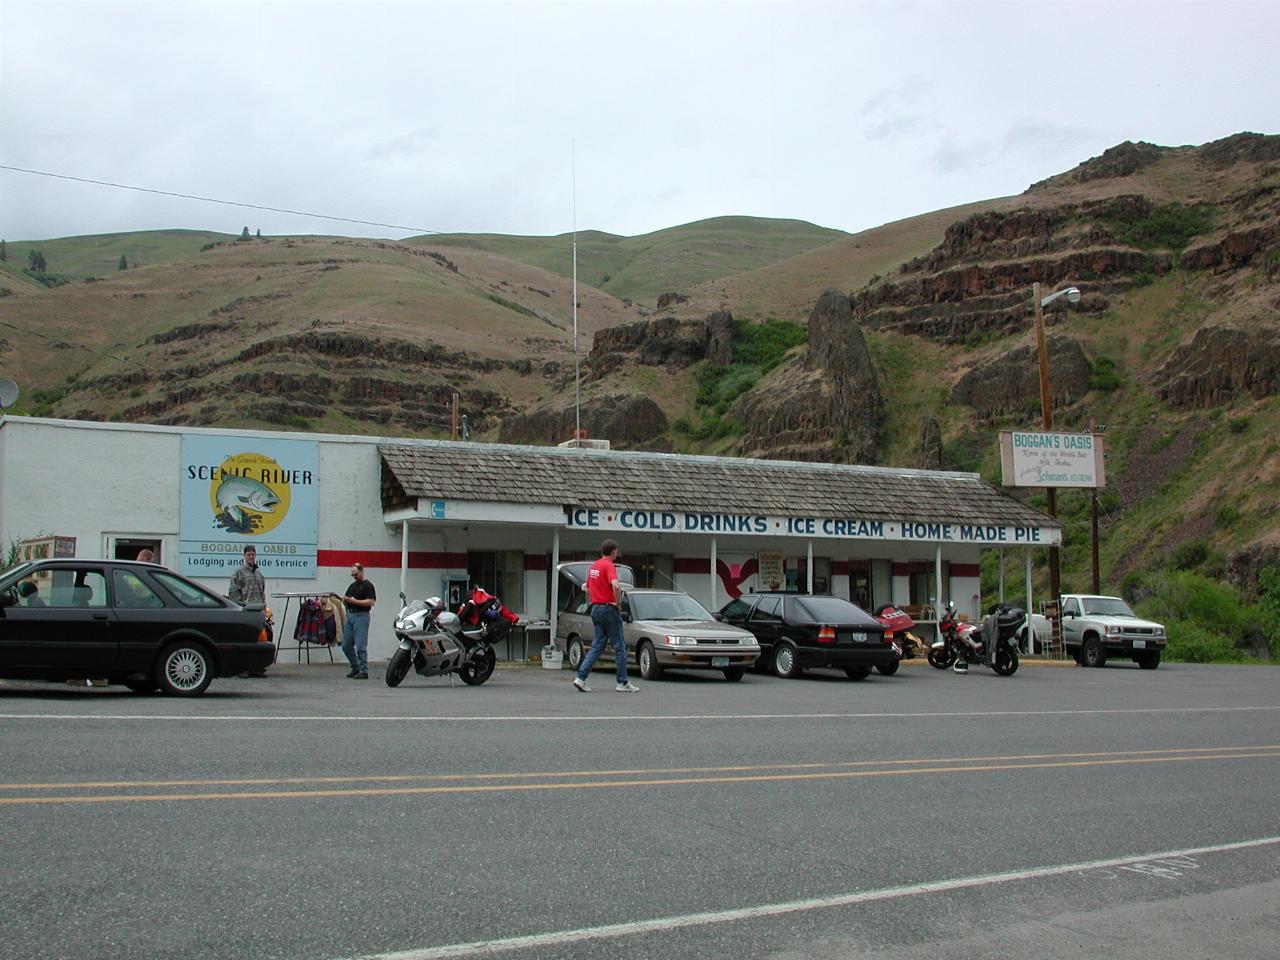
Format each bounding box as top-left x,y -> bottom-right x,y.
416,216 -> 845,304
3,229 -> 232,282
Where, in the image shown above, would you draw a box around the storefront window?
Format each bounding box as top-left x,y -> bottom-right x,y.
849,560 -> 873,610
467,550 -> 524,612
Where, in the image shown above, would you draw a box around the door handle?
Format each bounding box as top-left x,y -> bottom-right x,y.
92,612 -> 110,621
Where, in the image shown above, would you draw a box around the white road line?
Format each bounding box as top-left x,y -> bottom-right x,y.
1,705 -> 1279,723
340,835 -> 1280,960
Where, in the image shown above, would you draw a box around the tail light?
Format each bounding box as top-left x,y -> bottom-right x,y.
817,625 -> 836,644
257,628 -> 270,643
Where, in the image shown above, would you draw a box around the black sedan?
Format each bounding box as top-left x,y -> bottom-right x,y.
717,593 -> 894,680
0,558 -> 274,696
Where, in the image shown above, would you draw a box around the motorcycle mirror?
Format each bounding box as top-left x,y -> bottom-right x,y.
399,591 -> 406,602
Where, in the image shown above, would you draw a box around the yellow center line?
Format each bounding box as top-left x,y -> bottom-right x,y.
4,744 -> 1278,792
1,750 -> 1277,806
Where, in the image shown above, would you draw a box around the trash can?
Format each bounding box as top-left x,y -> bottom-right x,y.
541,643 -> 563,670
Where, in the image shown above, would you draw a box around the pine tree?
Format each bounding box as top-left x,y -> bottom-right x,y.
0,239 -> 6,262
118,254 -> 129,271
241,226 -> 250,239
255,228 -> 261,238
28,250 -> 46,272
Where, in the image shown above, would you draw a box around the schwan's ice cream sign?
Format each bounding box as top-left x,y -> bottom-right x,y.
564,507 -> 1060,545
178,435 -> 319,578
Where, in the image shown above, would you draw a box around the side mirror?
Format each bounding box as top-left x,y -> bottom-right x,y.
620,610 -> 632,623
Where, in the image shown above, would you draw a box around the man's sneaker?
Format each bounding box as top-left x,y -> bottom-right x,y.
572,676 -> 591,693
354,672 -> 368,680
615,681 -> 640,692
346,669 -> 358,678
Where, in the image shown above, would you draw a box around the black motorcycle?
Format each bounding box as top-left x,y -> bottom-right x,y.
385,594 -> 502,687
928,600 -> 1021,676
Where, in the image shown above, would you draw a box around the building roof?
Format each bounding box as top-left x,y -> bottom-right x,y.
378,441 -> 1059,528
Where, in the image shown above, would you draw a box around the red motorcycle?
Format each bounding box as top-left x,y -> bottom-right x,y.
873,604 -> 925,675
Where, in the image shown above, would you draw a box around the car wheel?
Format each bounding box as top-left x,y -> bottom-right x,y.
876,659 -> 900,676
773,642 -> 801,679
844,665 -> 872,681
722,666 -> 745,682
385,648 -> 412,687
156,641 -> 213,697
1081,635 -> 1107,668
638,642 -> 663,681
567,637 -> 585,672
1137,651 -> 1161,670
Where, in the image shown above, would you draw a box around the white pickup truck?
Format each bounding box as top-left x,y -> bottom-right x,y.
1060,594 -> 1166,669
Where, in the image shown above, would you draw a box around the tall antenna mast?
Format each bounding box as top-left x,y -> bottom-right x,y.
572,139 -> 581,441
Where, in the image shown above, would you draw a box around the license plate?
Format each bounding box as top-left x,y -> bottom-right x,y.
711,656 -> 730,667
1132,639 -> 1146,649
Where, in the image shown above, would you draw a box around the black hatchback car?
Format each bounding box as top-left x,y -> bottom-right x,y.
0,559 -> 274,696
717,593 -> 893,680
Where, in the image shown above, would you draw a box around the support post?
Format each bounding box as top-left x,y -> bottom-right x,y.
807,541 -> 814,594
549,528 -> 561,632
934,545 -> 943,621
400,521 -> 409,600
710,537 -> 718,612
998,547 -> 1005,603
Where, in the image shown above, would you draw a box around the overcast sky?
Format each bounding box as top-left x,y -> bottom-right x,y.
2,0 -> 1276,243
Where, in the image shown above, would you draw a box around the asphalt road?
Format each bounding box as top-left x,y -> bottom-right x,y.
1,659 -> 1277,960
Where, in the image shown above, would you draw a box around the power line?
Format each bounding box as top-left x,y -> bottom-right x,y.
0,164 -> 446,236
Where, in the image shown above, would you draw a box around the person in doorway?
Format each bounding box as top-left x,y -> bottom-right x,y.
341,562 -> 376,679
572,539 -> 638,693
228,545 -> 268,677
136,548 -> 156,563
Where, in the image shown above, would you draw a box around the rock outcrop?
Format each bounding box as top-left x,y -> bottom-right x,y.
1152,327 -> 1280,409
732,290 -> 881,463
917,414 -> 944,470
587,316 -> 710,378
498,395 -> 669,448
950,335 -> 1090,421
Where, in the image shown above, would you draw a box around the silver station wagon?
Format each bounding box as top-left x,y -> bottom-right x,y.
555,562 -> 760,681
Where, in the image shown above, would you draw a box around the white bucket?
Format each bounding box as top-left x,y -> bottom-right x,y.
541,644 -> 564,670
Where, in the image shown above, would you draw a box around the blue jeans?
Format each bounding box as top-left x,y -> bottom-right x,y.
342,610 -> 370,673
578,604 -> 629,684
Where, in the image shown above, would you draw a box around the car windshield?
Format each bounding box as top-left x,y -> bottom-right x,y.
631,592 -> 712,621
1082,597 -> 1137,617
793,596 -> 873,624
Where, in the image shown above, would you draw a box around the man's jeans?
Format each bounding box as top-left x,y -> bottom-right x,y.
342,610 -> 370,673
578,604 -> 629,684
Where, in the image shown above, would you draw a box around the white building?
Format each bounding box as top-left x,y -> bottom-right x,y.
0,417 -> 1061,663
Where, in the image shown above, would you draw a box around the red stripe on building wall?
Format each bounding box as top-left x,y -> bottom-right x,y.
891,563 -> 909,576
317,550 -> 467,569
950,563 -> 981,577
674,557 -> 711,574
523,554 -> 548,572
831,561 -> 849,576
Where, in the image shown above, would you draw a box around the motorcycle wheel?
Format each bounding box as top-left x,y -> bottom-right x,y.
876,659 -> 900,676
385,648 -> 411,687
927,647 -> 954,669
458,646 -> 496,686
992,645 -> 1019,677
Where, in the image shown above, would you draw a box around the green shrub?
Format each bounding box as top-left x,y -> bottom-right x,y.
731,318 -> 806,373
1170,539 -> 1209,571
1105,203 -> 1216,251
1088,355 -> 1124,392
1164,622 -> 1247,663
1213,503 -> 1241,529
1228,416 -> 1250,434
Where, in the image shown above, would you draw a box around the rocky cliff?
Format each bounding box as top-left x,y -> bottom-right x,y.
732,290 -> 882,463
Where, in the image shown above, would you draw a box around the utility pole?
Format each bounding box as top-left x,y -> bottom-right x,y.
451,393 -> 460,441
1090,419 -> 1100,594
1029,285 -> 1059,611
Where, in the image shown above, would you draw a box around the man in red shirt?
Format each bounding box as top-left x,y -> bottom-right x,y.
573,539 -> 639,692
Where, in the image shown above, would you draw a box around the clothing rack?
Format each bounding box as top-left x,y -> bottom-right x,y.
269,592 -> 341,664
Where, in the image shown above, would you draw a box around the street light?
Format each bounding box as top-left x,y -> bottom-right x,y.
1031,282 -> 1079,638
